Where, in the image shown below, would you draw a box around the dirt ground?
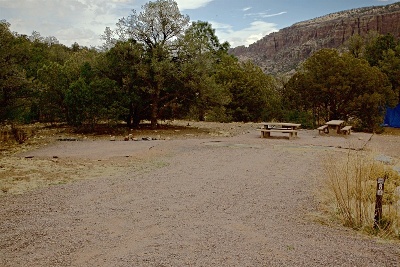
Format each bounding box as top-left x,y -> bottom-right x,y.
1,121 -> 400,266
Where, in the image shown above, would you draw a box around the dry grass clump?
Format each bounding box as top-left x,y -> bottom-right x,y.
321,150 -> 400,239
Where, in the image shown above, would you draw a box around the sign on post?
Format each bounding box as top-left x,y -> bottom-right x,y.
373,177 -> 386,229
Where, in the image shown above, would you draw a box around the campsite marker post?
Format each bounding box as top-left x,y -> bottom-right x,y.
373,177 -> 386,229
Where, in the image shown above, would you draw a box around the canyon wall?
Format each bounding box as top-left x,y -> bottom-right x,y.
229,3 -> 400,74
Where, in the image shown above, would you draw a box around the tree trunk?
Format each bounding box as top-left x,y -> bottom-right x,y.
198,103 -> 205,121
126,102 -> 134,127
151,103 -> 158,129
150,89 -> 160,129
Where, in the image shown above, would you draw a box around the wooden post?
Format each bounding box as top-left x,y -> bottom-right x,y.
373,177 -> 386,229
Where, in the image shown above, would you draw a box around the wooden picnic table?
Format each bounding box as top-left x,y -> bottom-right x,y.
317,120 -> 353,135
259,122 -> 301,139
325,120 -> 345,134
261,122 -> 301,130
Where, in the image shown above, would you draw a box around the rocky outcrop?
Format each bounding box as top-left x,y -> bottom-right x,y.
229,2 -> 400,74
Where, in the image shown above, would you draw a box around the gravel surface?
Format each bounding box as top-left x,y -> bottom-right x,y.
1,124 -> 400,266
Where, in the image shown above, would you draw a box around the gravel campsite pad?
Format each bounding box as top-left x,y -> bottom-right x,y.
1,122 -> 400,266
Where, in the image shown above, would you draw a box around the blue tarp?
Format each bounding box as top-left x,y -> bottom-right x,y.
384,104 -> 400,128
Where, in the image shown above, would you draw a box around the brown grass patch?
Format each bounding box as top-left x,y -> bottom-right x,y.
320,149 -> 400,239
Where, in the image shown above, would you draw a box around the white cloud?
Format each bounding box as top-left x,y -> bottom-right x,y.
261,11 -> 287,18
1,0 -> 128,47
2,0 -> 274,48
55,27 -> 99,46
244,11 -> 287,19
211,20 -> 278,47
242,7 -> 252,11
176,0 -> 214,10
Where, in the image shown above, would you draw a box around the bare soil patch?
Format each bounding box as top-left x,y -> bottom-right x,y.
1,121 -> 400,266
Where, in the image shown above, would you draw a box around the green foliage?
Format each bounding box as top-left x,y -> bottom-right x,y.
379,45 -> 400,103
0,21 -> 32,122
205,106 -> 232,122
65,70 -> 123,129
365,33 -> 398,67
345,34 -> 365,58
37,62 -> 69,122
281,110 -> 314,129
1,1 -> 285,129
345,33 -> 400,103
5,4 -> 400,132
214,57 -> 280,122
176,21 -> 231,121
101,40 -> 149,127
65,78 -> 90,127
116,0 -> 190,128
285,49 -> 396,131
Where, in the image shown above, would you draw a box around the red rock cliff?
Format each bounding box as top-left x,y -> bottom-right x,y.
230,3 -> 400,74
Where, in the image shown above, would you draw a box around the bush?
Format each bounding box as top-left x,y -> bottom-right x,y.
205,106 -> 232,123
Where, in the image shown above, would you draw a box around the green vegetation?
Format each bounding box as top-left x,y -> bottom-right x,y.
284,48 -> 397,131
1,0 -> 400,133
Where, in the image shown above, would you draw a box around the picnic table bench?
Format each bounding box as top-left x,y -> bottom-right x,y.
317,125 -> 329,134
260,129 -> 298,139
340,125 -> 352,135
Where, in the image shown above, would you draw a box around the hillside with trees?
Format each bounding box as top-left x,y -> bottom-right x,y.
1,0 -> 400,138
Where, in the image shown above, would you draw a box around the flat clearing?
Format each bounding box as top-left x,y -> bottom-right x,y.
1,122 -> 400,266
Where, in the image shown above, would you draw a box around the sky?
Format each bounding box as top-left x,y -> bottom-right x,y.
0,0 -> 397,48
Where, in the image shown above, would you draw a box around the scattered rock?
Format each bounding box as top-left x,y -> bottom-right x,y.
375,154 -> 393,164
110,136 -> 116,141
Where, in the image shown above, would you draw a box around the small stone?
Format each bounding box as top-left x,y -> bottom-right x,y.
375,154 -> 392,164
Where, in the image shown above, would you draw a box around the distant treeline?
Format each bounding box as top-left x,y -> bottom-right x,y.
1,0 -> 399,132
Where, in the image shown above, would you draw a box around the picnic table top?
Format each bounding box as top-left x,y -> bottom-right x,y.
325,120 -> 344,126
261,122 -> 301,127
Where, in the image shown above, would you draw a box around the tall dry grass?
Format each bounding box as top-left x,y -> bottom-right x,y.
321,150 -> 400,239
